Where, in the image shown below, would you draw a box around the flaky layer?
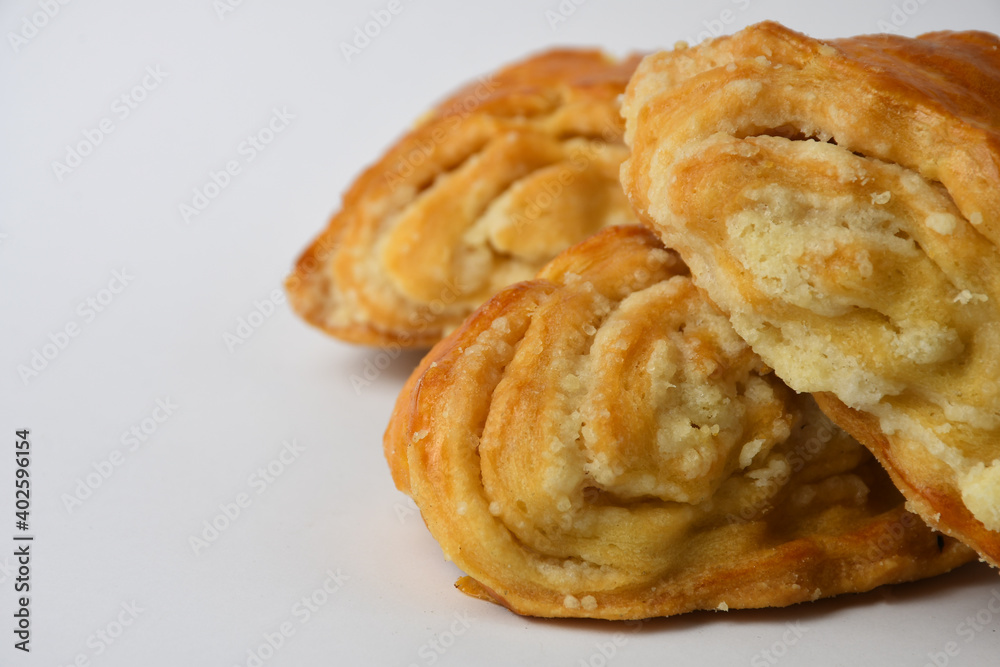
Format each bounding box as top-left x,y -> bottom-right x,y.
622,22 -> 1000,565
287,49 -> 640,347
385,226 -> 972,619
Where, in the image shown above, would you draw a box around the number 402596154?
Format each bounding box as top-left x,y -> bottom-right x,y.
15,430 -> 30,531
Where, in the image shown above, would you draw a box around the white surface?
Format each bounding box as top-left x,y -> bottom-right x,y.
3,1 -> 1000,665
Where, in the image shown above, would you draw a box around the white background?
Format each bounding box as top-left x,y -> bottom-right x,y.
3,0 -> 1000,665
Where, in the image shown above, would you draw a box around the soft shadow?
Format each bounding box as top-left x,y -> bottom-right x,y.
329,346 -> 430,387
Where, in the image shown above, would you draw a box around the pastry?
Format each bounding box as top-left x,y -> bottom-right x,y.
286,49 -> 641,347
622,22 -> 1000,566
384,225 -> 973,619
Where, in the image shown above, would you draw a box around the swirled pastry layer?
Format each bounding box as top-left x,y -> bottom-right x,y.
622,22 -> 1000,565
286,49 -> 640,347
385,226 -> 972,619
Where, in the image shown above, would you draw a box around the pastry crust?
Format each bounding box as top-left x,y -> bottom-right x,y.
385,226 -> 973,619
286,49 -> 641,347
622,22 -> 1000,566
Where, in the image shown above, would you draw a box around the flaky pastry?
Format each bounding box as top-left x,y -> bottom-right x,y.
622,22 -> 1000,565
287,49 -> 640,347
385,226 -> 972,619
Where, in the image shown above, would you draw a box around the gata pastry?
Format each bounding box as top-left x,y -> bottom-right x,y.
286,49 -> 641,347
622,22 -> 1000,566
384,225 -> 973,619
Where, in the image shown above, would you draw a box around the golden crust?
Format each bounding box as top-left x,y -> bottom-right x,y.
815,392 -> 1000,564
384,226 -> 973,619
622,22 -> 1000,566
286,49 -> 641,348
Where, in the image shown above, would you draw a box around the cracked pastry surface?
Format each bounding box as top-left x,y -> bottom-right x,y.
286,48 -> 640,347
622,22 -> 1000,566
384,226 -> 973,619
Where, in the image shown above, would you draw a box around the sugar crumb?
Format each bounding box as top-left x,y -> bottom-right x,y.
926,212 -> 957,235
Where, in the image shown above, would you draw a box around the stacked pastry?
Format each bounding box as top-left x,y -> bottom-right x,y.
288,24 -> 1000,620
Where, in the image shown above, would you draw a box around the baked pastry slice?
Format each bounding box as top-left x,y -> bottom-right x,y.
622,22 -> 1000,566
385,225 -> 973,619
286,49 -> 640,347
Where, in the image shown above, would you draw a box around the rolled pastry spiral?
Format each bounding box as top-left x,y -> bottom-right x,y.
385,226 -> 972,619
622,22 -> 1000,566
286,49 -> 640,347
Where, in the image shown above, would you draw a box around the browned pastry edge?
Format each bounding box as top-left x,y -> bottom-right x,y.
815,392 -> 1000,569
286,222 -> 406,346
449,505 -> 973,619
286,49 -> 642,348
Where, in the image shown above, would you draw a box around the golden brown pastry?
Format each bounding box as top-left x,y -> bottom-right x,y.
286,49 -> 641,347
622,22 -> 1000,566
385,225 -> 973,619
